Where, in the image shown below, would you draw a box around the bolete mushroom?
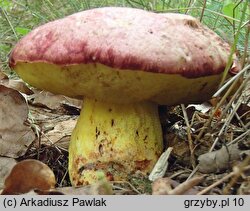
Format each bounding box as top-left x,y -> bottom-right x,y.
9,7 -> 234,186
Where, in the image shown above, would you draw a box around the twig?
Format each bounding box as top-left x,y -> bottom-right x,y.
59,169 -> 69,187
181,104 -> 196,169
234,112 -> 248,131
209,95 -> 243,152
28,113 -> 62,155
169,176 -> 204,195
111,185 -> 131,193
223,156 -> 250,194
220,74 -> 248,122
170,170 -> 191,179
186,165 -> 200,180
197,171 -> 234,195
228,130 -> 250,146
197,165 -> 250,195
111,181 -> 142,194
209,74 -> 249,151
240,110 -> 250,120
195,68 -> 246,144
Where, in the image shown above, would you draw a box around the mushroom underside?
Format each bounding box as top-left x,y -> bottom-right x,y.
14,62 -> 223,105
14,61 -> 223,185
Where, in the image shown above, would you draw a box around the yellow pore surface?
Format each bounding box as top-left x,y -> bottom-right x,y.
14,62 -> 223,105
69,98 -> 163,186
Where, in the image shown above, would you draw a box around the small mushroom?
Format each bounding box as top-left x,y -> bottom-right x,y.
9,7 -> 235,186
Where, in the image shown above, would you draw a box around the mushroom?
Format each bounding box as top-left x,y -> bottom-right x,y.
9,7 -> 234,186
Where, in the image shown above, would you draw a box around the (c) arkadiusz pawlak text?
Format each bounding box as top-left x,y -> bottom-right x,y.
19,197 -> 107,207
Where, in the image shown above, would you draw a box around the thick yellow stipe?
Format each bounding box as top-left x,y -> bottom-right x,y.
68,98 -> 163,186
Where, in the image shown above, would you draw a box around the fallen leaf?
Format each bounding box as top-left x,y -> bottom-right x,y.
0,72 -> 33,95
152,177 -> 201,195
1,159 -> 56,195
41,119 -> 76,150
167,127 -> 190,164
187,102 -> 212,114
0,157 -> 17,189
7,79 -> 33,95
198,143 -> 250,174
0,85 -> 35,158
30,90 -> 82,111
28,104 -> 77,149
152,177 -> 173,195
149,147 -> 173,181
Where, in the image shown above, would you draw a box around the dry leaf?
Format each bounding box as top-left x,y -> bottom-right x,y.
41,119 -> 76,149
149,147 -> 173,181
0,71 -> 33,95
152,177 -> 201,195
187,102 -> 212,114
198,143 -> 250,174
28,103 -> 77,149
0,85 -> 35,158
0,157 -> 17,189
168,176 -> 203,195
30,90 -> 82,111
167,129 -> 190,164
152,178 -> 174,195
1,159 -> 56,195
7,79 -> 33,95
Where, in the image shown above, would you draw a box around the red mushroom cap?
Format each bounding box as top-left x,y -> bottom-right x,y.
9,7 -> 235,105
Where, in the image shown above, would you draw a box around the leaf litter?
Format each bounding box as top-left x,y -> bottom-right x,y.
0,66 -> 249,195
0,157 -> 17,190
0,85 -> 35,158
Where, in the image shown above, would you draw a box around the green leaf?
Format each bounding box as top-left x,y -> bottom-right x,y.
15,27 -> 31,36
222,0 -> 240,23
